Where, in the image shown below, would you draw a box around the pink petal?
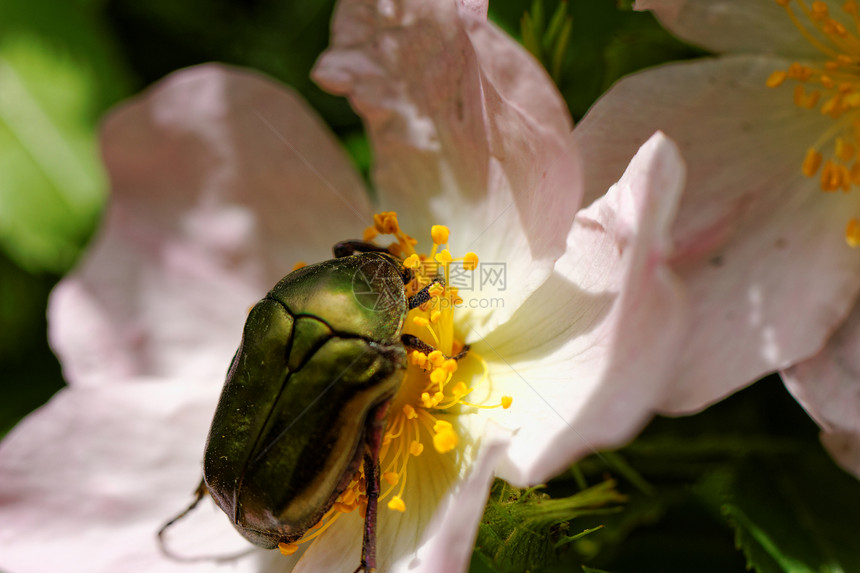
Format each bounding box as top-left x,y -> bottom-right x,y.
637,0 -> 825,58
576,55 -> 860,413
473,133 -> 688,484
0,382 -> 275,572
50,64 -> 373,387
783,303 -> 860,478
313,0 -> 582,328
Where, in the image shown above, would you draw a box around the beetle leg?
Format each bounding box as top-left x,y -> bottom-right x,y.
401,334 -> 470,361
334,240 -> 414,284
157,478 -> 207,555
333,240 -> 392,258
355,400 -> 390,573
407,279 -> 445,310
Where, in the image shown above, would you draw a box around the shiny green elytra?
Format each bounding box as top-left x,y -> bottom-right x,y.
203,249 -> 409,555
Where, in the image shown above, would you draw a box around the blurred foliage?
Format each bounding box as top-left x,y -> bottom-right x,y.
0,2 -> 858,572
0,0 -> 130,274
489,0 -> 705,120
507,375 -> 860,573
520,0 -> 573,85
0,251 -> 63,436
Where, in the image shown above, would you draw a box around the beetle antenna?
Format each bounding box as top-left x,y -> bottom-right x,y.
157,479 -> 254,563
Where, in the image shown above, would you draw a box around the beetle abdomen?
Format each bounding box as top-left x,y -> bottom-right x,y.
203,254 -> 409,548
236,336 -> 404,541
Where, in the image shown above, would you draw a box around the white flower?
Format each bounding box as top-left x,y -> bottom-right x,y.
0,1 -> 689,571
574,0 -> 860,477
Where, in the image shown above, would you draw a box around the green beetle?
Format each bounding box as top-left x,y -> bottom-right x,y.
160,241 -> 452,571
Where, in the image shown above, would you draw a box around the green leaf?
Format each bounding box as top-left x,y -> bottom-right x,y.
474,479 -> 625,573
0,0 -> 131,273
720,455 -> 860,573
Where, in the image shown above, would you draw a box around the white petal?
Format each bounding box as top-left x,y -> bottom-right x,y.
576,55 -> 860,413
294,423 -> 485,572
314,0 -> 582,329
468,133 -> 688,484
50,64 -> 372,387
783,302 -> 860,478
405,435 -> 507,573
0,382 -> 278,573
636,0 -> 830,58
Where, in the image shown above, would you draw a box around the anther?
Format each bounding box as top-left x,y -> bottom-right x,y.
435,249 -> 453,265
846,218 -> 860,246
433,428 -> 458,453
404,254 -> 421,269
387,496 -> 406,512
803,148 -> 824,176
409,441 -> 424,456
767,70 -> 787,88
279,542 -> 300,555
374,211 -> 400,234
463,252 -> 479,271
431,225 -> 450,245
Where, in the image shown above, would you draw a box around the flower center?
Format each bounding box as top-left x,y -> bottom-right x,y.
768,0 -> 860,245
277,212 -> 511,556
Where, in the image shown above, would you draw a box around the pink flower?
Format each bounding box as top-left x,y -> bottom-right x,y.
574,0 -> 860,477
0,1 -> 689,571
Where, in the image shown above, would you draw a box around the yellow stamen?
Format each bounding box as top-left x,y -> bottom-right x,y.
433,428 -> 458,453
291,261 -> 307,271
363,226 -> 379,241
404,254 -> 421,269
374,211 -> 400,234
409,441 -> 424,456
430,368 -> 448,386
433,419 -> 453,432
388,496 -> 406,512
463,252 -> 479,271
435,249 -> 453,265
427,350 -> 445,368
847,218 -> 860,246
803,148 -> 824,176
278,543 -> 299,556
767,70 -> 788,87
837,137 -> 856,161
410,351 -> 427,367
431,225 -> 450,245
